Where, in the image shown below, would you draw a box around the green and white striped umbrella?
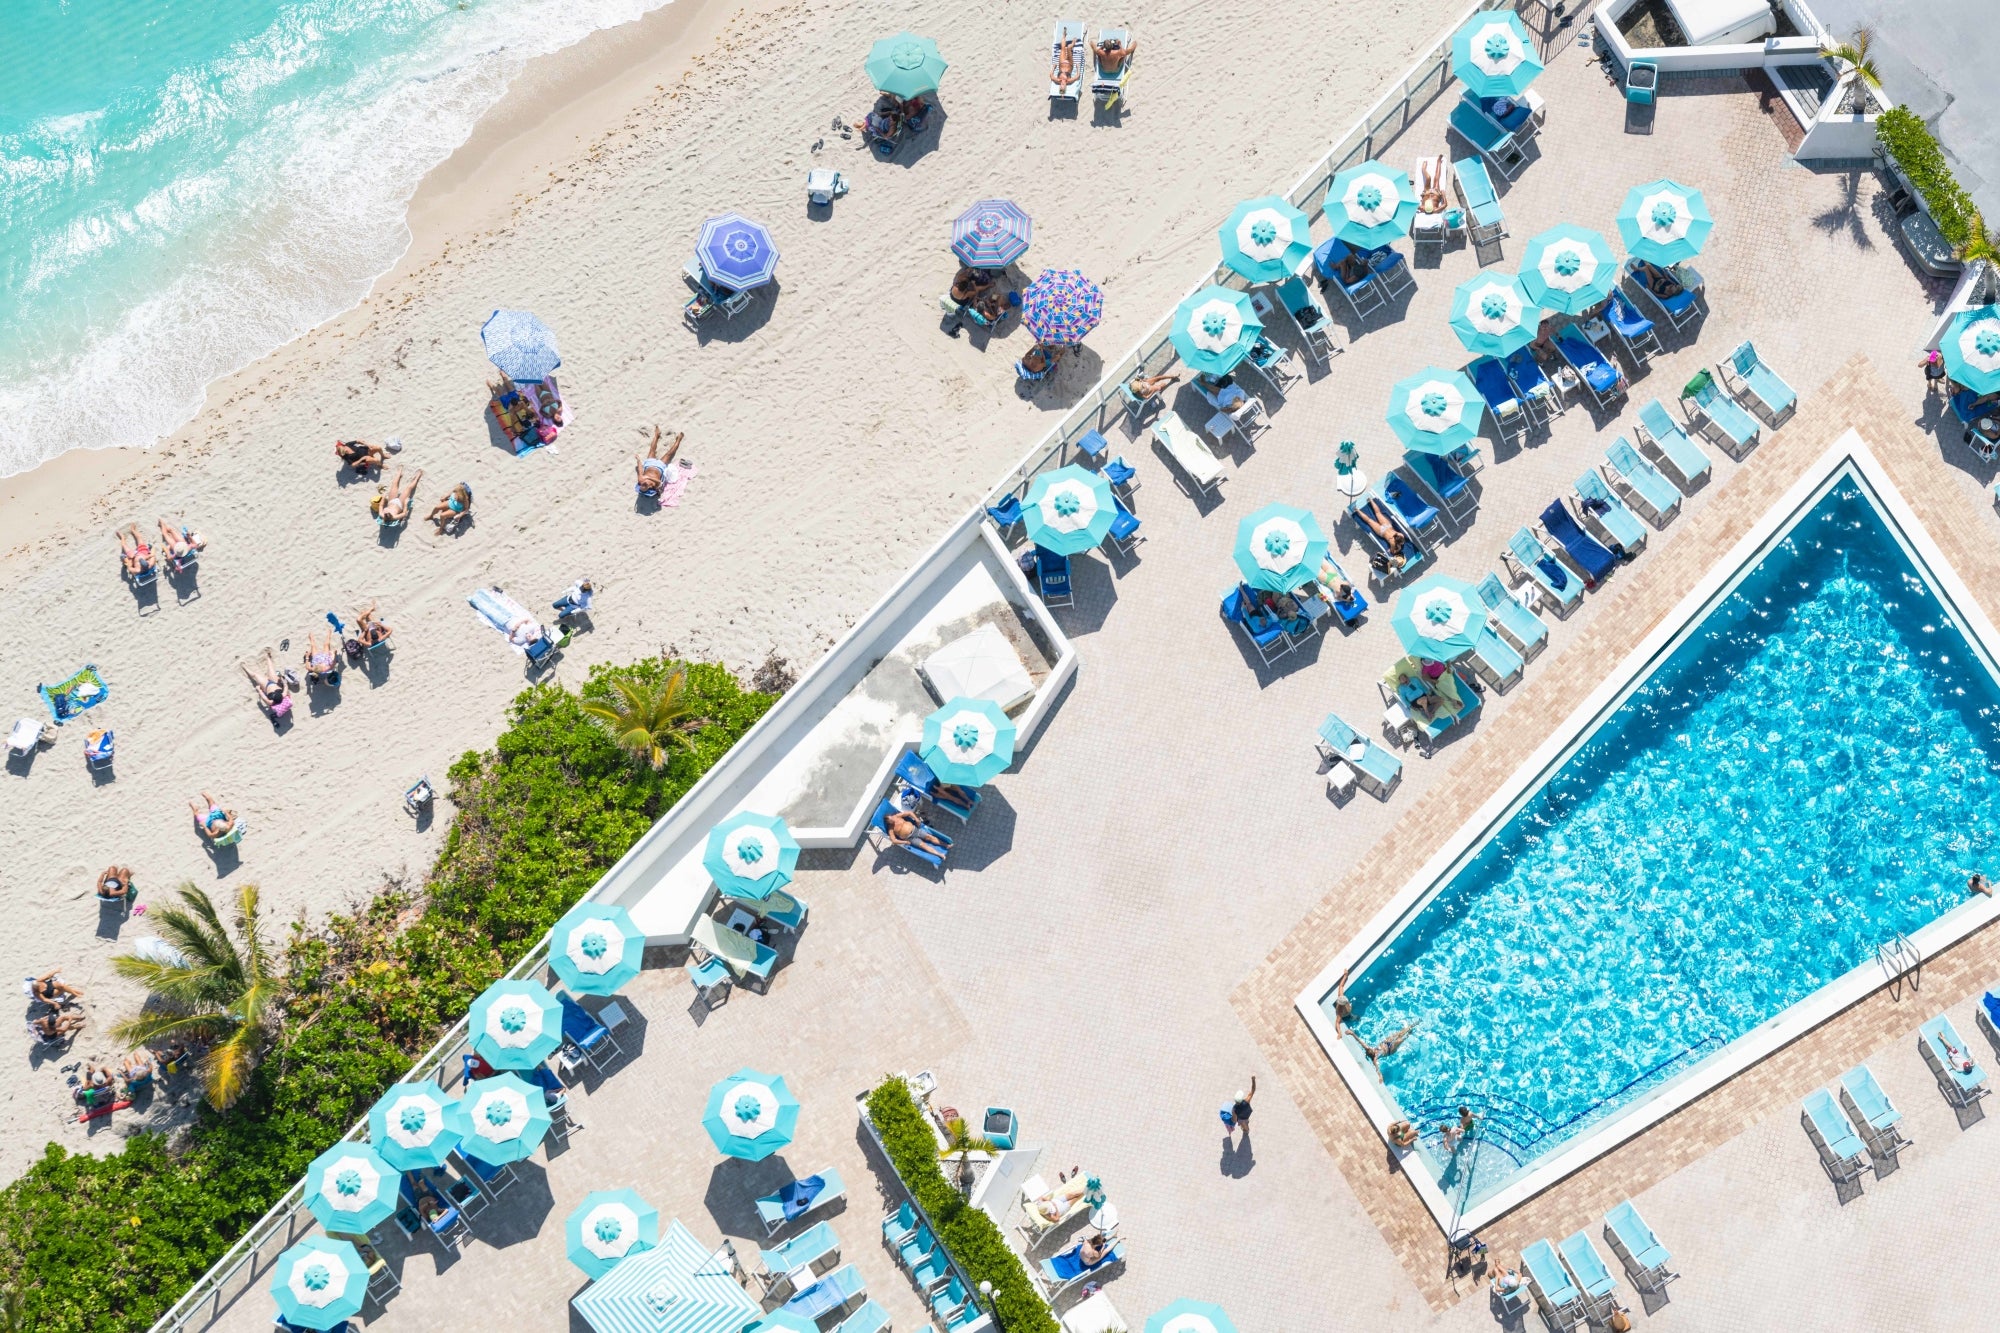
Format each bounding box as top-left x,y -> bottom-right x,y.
1616,179 -> 1713,266
1169,285 -> 1262,376
1449,271 -> 1542,358
1519,225 -> 1619,315
469,977 -> 564,1070
1942,305 -> 2000,394
460,1071 -> 553,1165
304,1141 -> 398,1235
921,696 -> 1016,787
1023,464 -> 1116,555
369,1082 -> 463,1171
1390,573 -> 1488,662
1232,503 -> 1329,593
1218,195 -> 1313,284
1326,161 -> 1417,249
269,1237 -> 368,1330
1386,366 -> 1484,454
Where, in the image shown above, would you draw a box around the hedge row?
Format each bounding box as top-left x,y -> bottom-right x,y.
1878,105 -> 1980,251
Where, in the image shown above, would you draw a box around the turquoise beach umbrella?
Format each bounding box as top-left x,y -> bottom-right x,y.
1449,271 -> 1543,358
469,977 -> 564,1070
1023,463 -> 1116,555
1390,574 -> 1488,663
1147,1300 -> 1240,1333
1326,161 -> 1418,249
704,811 -> 801,902
922,697 -> 1016,787
303,1141 -> 398,1236
1170,285 -> 1262,376
1232,503 -> 1329,594
368,1082 -> 463,1172
866,32 -> 947,98
1452,11 -> 1543,99
269,1237 -> 368,1330
459,1071 -> 552,1165
704,1069 -> 800,1161
1387,366 -> 1485,454
1941,305 -> 2000,395
566,1187 -> 661,1280
1617,179 -> 1713,266
549,901 -> 646,996
1519,225 -> 1619,315
1218,196 -> 1313,284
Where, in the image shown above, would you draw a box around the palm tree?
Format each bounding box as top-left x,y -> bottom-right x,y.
1961,216 -> 2000,303
111,883 -> 280,1110
938,1116 -> 998,1194
1821,29 -> 1881,116
579,667 -> 705,769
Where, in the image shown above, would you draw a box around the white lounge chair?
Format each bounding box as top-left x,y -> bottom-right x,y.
1153,410 -> 1224,496
1090,28 -> 1135,109
1049,22 -> 1085,101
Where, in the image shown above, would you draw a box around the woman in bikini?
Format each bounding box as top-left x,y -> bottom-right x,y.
302,629 -> 340,684
189,793 -> 237,843
635,427 -> 685,498
354,602 -> 392,647
1355,499 -> 1408,556
427,482 -> 473,532
1128,369 -> 1181,401
1417,158 -> 1448,215
240,650 -> 289,713
334,439 -> 386,473
156,517 -> 206,568
117,525 -> 155,578
373,467 -> 423,524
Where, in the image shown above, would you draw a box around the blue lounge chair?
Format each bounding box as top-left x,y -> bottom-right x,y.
687,952 -> 732,1006
1276,277 -> 1336,364
931,1274 -> 972,1322
1404,449 -> 1477,524
757,891 -> 807,933
897,1222 -> 936,1270
1379,473 -> 1442,540
870,798 -> 948,869
1603,1200 -> 1677,1298
1450,156 -> 1506,247
1505,528 -> 1581,616
1922,1012 -> 1989,1107
1838,1065 -> 1913,1161
1468,355 -> 1526,441
1033,546 -> 1073,608
1951,388 -> 1991,424
450,1148 -> 517,1203
834,1300 -> 894,1333
1540,499 -> 1619,585
1470,617 -> 1524,691
1554,328 -> 1625,408
1557,1230 -> 1622,1323
1105,496 -> 1142,555
785,1262 -> 865,1320
1573,469 -> 1647,552
1220,584 -> 1295,665
1447,98 -> 1523,179
1048,21 -> 1084,102
1636,399 -> 1712,485
881,1200 -> 917,1250
1801,1087 -> 1869,1185
1318,556 -> 1368,626
1623,257 -> 1701,329
555,991 -> 624,1071
1038,1237 -> 1124,1301
896,750 -> 979,820
1604,289 -> 1662,362
397,1171 -> 471,1248
1245,332 -> 1303,392
1101,454 -> 1138,496
1349,496 -> 1426,582
1313,238 -> 1385,317
1683,377 -> 1760,453
1522,1238 -> 1586,1329
1364,243 -> 1414,297
1474,571 -> 1547,657
1729,336 -> 1803,415
1502,345 -> 1563,422
755,1170 -> 845,1237
1462,88 -> 1535,141
1313,711 -> 1402,798
1604,437 -> 1682,522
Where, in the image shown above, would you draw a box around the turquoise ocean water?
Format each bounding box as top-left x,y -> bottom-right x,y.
0,0 -> 664,477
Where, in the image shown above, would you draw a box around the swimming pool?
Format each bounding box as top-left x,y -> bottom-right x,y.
1299,438 -> 2000,1230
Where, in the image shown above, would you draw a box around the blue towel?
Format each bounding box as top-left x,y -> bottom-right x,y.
1537,557 -> 1568,590
779,1175 -> 825,1218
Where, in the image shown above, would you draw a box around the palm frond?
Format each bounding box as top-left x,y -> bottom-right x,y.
203,1025 -> 264,1110
580,668 -> 703,770
109,1008 -> 234,1049
108,955 -> 229,1008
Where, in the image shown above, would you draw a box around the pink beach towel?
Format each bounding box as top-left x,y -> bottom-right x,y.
656,461 -> 697,508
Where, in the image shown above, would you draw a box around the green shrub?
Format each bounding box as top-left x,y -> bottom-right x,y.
0,659 -> 773,1332
1878,104 -> 1978,250
865,1079 -> 1061,1333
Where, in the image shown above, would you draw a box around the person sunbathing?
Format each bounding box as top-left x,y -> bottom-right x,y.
1028,1175 -> 1088,1222
930,778 -> 974,807
1636,260 -> 1685,298
116,525 -> 155,577
552,580 -> 594,619
884,809 -> 949,858
373,467 -> 422,523
427,482 -> 473,532
1387,1120 -> 1420,1148
1331,582 -> 1359,609
1093,34 -> 1136,73
353,602 -> 393,646
636,426 -> 685,498
533,380 -> 564,427
1052,37 -> 1080,89
415,1185 -> 450,1225
1129,369 -> 1180,401
1355,499 -> 1408,556
865,94 -> 903,140
1364,1021 -> 1417,1074
189,793 -> 237,842
241,650 -> 287,708
29,1011 -> 85,1044
507,613 -> 546,649
302,630 -> 340,683
30,970 -> 83,1006
948,266 -> 994,305
899,95 -> 932,131
80,1063 -> 117,1099
1942,1036 -> 1977,1074
157,517 -> 206,564
97,865 -> 134,904
120,1049 -> 158,1089
1333,251 -> 1371,286
1075,1231 -> 1114,1266
1020,343 -> 1062,376
1417,159 -> 1448,214
159,1039 -> 191,1074
334,439 -> 386,473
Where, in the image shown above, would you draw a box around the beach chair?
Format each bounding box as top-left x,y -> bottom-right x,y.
1104,497 -> 1142,555
1573,469 -> 1648,552
1404,450 -> 1477,524
1275,277 -> 1336,363
1317,557 -> 1369,627
790,1263 -> 866,1320
1118,380 -> 1164,424
1838,1065 -> 1913,1162
867,798 -> 951,870
1623,257 -> 1702,330
930,1274 -> 973,1323
759,1220 -> 840,1292
1723,340 -> 1798,421
1220,585 -> 1294,665
896,1222 -> 937,1272
882,1199 -> 918,1250
1635,399 -> 1712,485
1378,473 -> 1442,541
554,990 -> 625,1073
834,1300 -> 893,1333
1101,454 -> 1138,497
757,1169 -> 845,1236
1410,154 -> 1456,255
1349,496 -> 1427,583
985,494 -> 1024,534
1197,381 -> 1266,445
1246,333 -> 1303,392
1091,28 -> 1134,109
1038,1237 -> 1124,1302
1314,238 -> 1386,318
692,911 -> 783,981
449,1148 -> 518,1207
687,952 -> 732,1007
909,1246 -> 950,1293
1314,712 -> 1402,798
1153,411 -> 1225,496
1540,499 -> 1620,585
1682,375 -> 1760,454
1604,437 -> 1682,523
1364,245 -> 1414,298
1031,546 -> 1073,608
1504,528 -> 1582,616
1603,289 -> 1662,363
1921,1012 -> 1989,1107
1522,1238 -> 1587,1331
1015,1175 -> 1092,1250
1049,21 -> 1085,101
397,1171 -> 472,1249
1447,98 -> 1523,179
1468,355 -> 1527,441
84,728 -> 115,770
1557,1230 -> 1624,1324
1553,328 -> 1625,408
1449,156 -> 1506,249
1475,571 -> 1548,657
895,750 -> 979,821
1469,616 -> 1524,691
1502,346 -> 1562,422
1464,89 -> 1536,144
1801,1087 -> 1869,1186
1603,1200 -> 1678,1298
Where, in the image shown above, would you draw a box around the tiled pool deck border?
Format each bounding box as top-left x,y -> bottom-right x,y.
1295,428 -> 2000,1236
1235,356 -> 2000,1310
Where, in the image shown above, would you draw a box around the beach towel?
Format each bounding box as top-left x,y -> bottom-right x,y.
656,460 -> 698,508
469,587 -> 545,653
39,665 -> 108,723
77,1098 -> 133,1123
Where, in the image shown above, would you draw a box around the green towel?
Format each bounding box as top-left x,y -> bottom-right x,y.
1681,368 -> 1713,399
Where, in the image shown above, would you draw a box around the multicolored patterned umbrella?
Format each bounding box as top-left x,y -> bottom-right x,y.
269,1237 -> 368,1330
703,1069 -> 800,1161
1452,11 -> 1543,99
1387,366 -> 1485,455
468,977 -> 564,1070
1232,503 -> 1329,593
460,1072 -> 552,1165
1449,271 -> 1543,358
952,199 -> 1032,268
1021,269 -> 1103,344
1943,305 -> 2000,395
566,1188 -> 661,1280
1023,463 -> 1116,555
1170,285 -> 1263,376
1326,161 -> 1418,249
304,1141 -> 398,1235
1520,225 -> 1619,315
368,1082 -> 463,1172
703,811 -> 801,902
1390,573 -> 1488,662
480,309 -> 561,382
1218,196 -> 1313,284
1617,179 -> 1714,265
1146,1301 -> 1240,1333
696,213 -> 780,292
921,697 -> 1017,787
866,32 -> 948,98
548,901 -> 645,996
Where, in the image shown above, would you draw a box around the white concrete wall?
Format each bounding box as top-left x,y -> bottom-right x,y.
1597,0 -> 1831,74
1797,109 -> 1880,160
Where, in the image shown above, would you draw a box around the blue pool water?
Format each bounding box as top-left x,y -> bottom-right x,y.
0,0 -> 663,477
1330,476 -> 2000,1209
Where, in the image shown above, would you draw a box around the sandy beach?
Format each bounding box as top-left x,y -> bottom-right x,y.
0,0 -> 1462,1180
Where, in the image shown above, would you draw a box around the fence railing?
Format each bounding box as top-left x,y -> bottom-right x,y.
149,3 -> 1516,1328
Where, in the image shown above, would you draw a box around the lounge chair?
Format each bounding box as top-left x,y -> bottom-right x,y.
84,728 -> 115,770
930,1274 -> 973,1323
1197,380 -> 1266,445
1922,1011 -> 1989,1107
1447,98 -> 1523,179
1720,341 -> 1796,420
1604,436 -> 1682,523
985,494 -> 1024,533
1105,496 -> 1142,555
1101,454 -> 1138,497
1450,156 -> 1506,248
1468,355 -> 1527,441
1603,1200 -> 1677,1297
1038,1236 -> 1124,1302
1623,257 -> 1701,330
1540,499 -> 1620,586
756,1169 -> 846,1237
834,1300 -> 894,1333
1317,557 -> 1369,627
1015,1174 -> 1092,1250
1313,711 -> 1403,799
1410,154 -> 1456,255
1404,449 -> 1477,524
1838,1065 -> 1913,1162
1220,585 -> 1295,665
1683,376 -> 1760,454
687,952 -> 732,1007
397,1170 -> 472,1249
1245,332 -> 1303,392
868,798 -> 950,870
1349,496 -> 1427,583
450,1148 -> 517,1207
897,1222 -> 936,1271
1553,327 -> 1625,408
1504,528 -> 1582,616
1048,22 -> 1085,101
1364,244 -> 1414,297
1475,571 -> 1547,657
910,1247 -> 950,1292
1635,399 -> 1712,484
1557,1230 -> 1623,1323
1469,616 -> 1524,691
1090,28 -> 1134,109
1378,473 -> 1442,541
760,1221 -> 840,1290
1573,468 -> 1647,552
1502,345 -> 1562,422
786,1263 -> 865,1320
1033,546 -> 1073,608
1153,411 -> 1225,496
1521,1238 -> 1587,1331
1118,379 -> 1163,423
1314,238 -> 1386,318
1463,88 -> 1536,144
1801,1087 -> 1869,1185
692,911 -> 782,981
882,1199 -> 919,1250
896,750 -> 979,821
1275,278 -> 1336,364
1603,289 -> 1662,363
555,990 -> 625,1072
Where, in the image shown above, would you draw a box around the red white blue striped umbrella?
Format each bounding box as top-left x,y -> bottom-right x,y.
952,199 -> 1032,268
696,213 -> 780,292
1021,269 -> 1103,344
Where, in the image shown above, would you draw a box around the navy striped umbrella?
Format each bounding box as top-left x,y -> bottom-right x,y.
951,199 -> 1032,267
696,213 -> 780,292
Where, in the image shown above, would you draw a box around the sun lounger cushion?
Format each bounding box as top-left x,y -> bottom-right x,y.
1468,357 -> 1520,415
1605,1200 -> 1671,1274
1540,499 -> 1617,583
1803,1087 -> 1866,1162
1475,572 -> 1548,652
1508,528 -> 1581,608
1558,1231 -> 1617,1300
1689,381 -> 1761,449
1382,474 -> 1440,533
1522,1238 -> 1581,1309
1555,331 -> 1620,394
1839,1065 -> 1901,1131
1637,399 -> 1713,481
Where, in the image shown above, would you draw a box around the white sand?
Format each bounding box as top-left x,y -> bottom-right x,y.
0,0 -> 1460,1178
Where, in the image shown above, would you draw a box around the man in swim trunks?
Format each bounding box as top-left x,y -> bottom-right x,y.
884,809 -> 949,859
117,525 -> 154,578
1093,34 -> 1136,73
189,793 -> 236,842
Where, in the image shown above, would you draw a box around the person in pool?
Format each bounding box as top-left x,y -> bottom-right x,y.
116,525 -> 155,578
635,426 -> 685,499
189,793 -> 237,843
427,482 -> 473,532
1364,1021 -> 1418,1076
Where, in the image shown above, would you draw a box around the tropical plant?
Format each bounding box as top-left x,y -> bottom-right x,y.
1822,28 -> 1880,115
1877,105 -> 1980,251
578,664 -> 707,769
938,1115 -> 999,1193
110,884 -> 280,1110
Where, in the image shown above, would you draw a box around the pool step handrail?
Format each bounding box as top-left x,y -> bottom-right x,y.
1877,932 -> 1922,991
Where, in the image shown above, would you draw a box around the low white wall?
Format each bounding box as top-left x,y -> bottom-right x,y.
1796,109 -> 1880,160
1596,0 -> 1830,75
